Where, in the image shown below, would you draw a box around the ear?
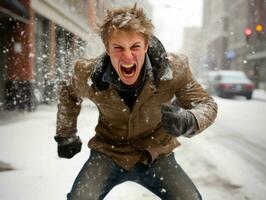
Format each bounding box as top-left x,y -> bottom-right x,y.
144,42 -> 149,53
105,46 -> 110,56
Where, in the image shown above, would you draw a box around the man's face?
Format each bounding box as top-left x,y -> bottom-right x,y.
107,30 -> 148,85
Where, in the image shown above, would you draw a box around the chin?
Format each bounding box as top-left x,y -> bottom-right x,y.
122,80 -> 136,86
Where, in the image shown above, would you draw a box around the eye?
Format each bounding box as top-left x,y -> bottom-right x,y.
131,45 -> 141,50
114,46 -> 123,51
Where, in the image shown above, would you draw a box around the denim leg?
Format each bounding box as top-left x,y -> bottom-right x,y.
132,153 -> 202,200
67,150 -> 124,200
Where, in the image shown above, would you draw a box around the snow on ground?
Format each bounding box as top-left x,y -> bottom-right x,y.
0,90 -> 266,200
253,89 -> 266,101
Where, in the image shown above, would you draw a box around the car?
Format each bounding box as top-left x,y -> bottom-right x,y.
211,70 -> 254,99
204,71 -> 219,95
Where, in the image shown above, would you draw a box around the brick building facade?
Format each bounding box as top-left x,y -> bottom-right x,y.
0,0 -> 93,111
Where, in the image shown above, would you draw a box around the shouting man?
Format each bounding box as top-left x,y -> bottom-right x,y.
55,4 -> 217,200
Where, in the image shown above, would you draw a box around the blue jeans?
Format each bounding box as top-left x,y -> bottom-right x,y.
67,150 -> 202,200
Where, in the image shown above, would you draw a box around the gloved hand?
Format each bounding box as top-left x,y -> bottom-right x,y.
161,103 -> 197,137
54,135 -> 82,159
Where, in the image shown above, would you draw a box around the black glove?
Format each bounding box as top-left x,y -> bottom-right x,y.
161,103 -> 197,137
54,135 -> 82,159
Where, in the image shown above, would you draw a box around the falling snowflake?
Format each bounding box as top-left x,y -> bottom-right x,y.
87,78 -> 93,86
161,188 -> 167,193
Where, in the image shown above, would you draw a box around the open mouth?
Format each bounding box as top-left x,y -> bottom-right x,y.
121,64 -> 136,76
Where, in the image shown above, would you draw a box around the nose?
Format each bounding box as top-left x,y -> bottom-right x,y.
122,49 -> 134,61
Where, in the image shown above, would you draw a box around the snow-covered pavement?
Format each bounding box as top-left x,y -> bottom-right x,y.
253,89 -> 266,101
0,90 -> 266,200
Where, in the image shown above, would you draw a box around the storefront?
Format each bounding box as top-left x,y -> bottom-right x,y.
0,0 -> 92,110
0,0 -> 33,110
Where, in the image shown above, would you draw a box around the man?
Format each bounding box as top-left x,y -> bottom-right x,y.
55,4 -> 217,200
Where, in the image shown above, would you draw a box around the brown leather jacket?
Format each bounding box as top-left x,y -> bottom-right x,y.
56,52 -> 217,170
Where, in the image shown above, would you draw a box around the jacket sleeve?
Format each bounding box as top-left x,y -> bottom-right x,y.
55,59 -> 93,138
173,55 -> 218,137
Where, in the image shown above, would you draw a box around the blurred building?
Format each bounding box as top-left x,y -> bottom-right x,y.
201,0 -> 230,71
0,0 -> 32,110
0,0 -> 95,111
227,0 -> 266,89
202,0 -> 266,89
181,27 -> 204,77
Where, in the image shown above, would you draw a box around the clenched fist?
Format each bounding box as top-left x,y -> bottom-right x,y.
161,103 -> 197,137
54,135 -> 82,159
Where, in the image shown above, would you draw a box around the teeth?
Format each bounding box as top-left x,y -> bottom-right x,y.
121,64 -> 134,68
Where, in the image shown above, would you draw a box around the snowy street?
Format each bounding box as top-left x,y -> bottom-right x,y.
0,91 -> 266,200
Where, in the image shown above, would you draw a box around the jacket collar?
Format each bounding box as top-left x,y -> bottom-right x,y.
91,35 -> 171,92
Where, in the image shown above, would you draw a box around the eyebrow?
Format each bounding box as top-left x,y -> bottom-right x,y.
112,41 -> 142,47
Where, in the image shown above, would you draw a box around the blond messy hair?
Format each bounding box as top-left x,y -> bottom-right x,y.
98,3 -> 154,48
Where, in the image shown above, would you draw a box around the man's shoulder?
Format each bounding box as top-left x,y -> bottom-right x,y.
167,53 -> 189,69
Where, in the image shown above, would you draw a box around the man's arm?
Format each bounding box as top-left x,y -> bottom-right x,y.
175,56 -> 217,136
161,55 -> 218,138
56,78 -> 82,138
55,59 -> 93,158
54,76 -> 83,158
